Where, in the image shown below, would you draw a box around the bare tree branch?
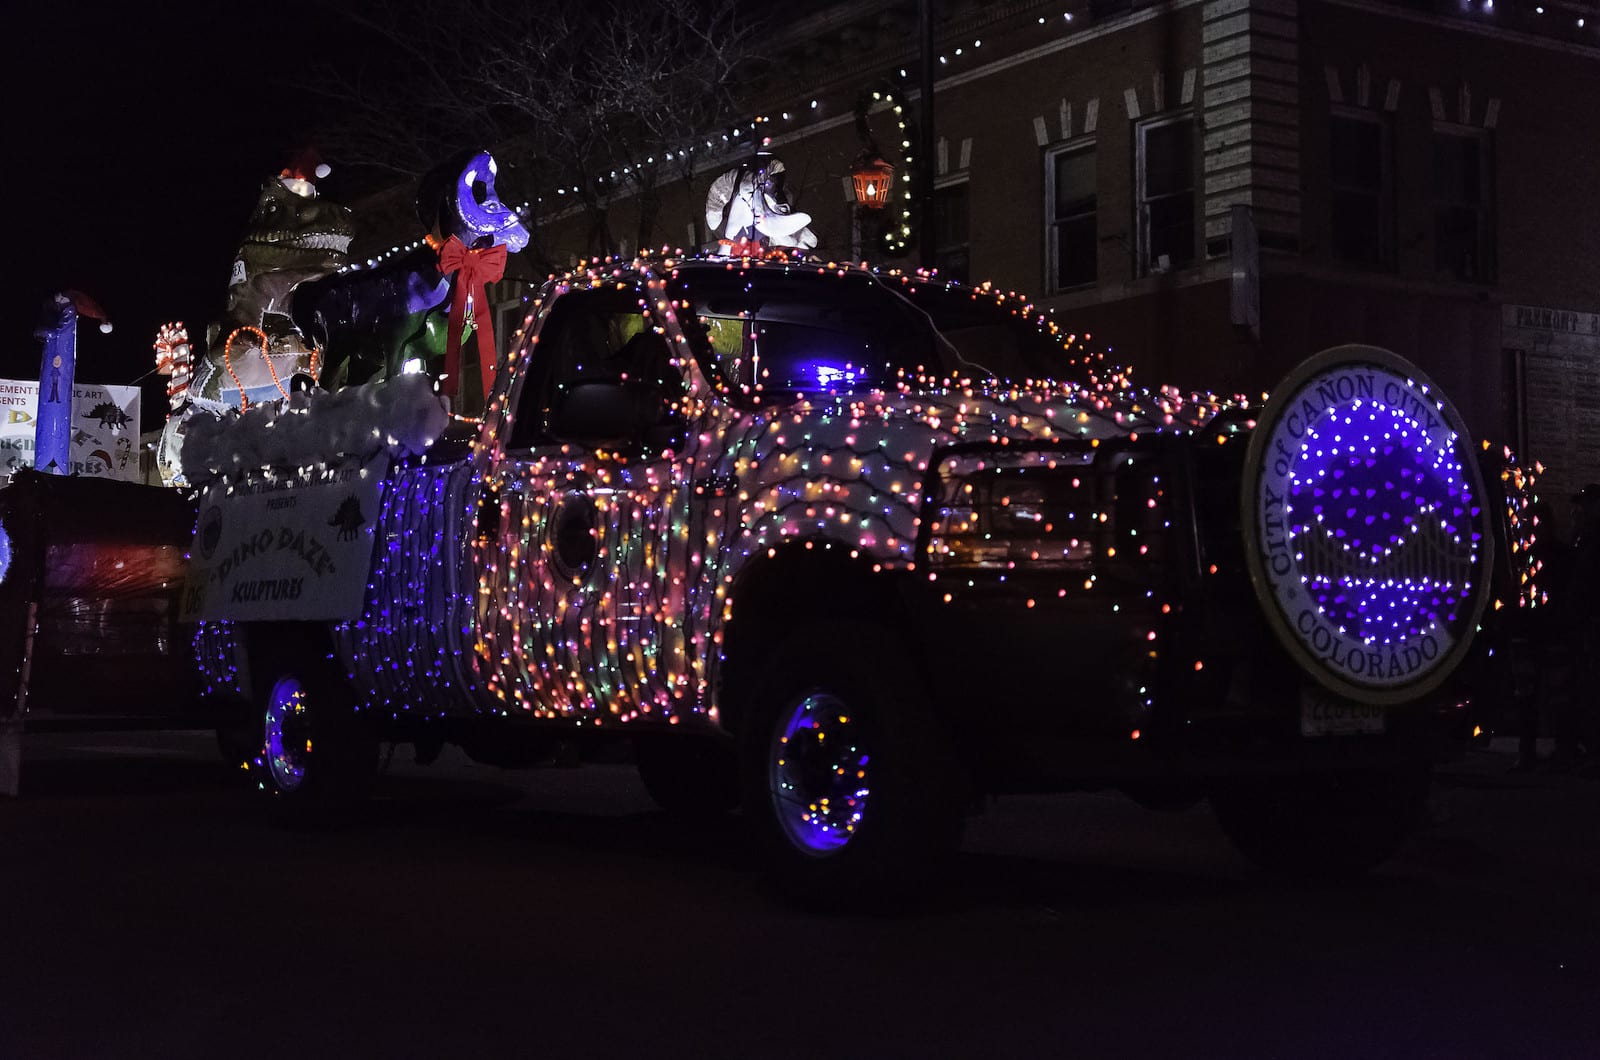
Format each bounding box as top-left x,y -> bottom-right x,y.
306,0 -> 769,260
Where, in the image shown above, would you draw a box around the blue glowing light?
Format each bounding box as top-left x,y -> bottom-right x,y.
1287,398 -> 1479,646
769,693 -> 870,855
264,676 -> 310,792
797,360 -> 860,389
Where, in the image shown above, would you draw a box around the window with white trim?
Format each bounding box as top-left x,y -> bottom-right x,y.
931,179 -> 971,284
1433,126 -> 1495,282
1329,109 -> 1394,269
1136,115 -> 1196,276
1046,141 -> 1097,290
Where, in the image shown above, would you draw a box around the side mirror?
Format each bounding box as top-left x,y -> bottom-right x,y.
548,381 -> 664,449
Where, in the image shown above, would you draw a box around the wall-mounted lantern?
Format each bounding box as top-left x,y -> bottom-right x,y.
850,154 -> 897,210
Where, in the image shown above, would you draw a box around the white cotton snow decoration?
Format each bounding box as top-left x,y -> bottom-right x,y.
180,374 -> 451,484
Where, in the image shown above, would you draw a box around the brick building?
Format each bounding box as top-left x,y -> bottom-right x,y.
398,0 -> 1600,503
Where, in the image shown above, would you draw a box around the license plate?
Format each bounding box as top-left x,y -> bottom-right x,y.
1300,689 -> 1385,737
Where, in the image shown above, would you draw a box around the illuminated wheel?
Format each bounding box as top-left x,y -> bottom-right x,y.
738,622 -> 966,907
246,624 -> 377,814
1210,764 -> 1432,877
263,676 -> 313,794
768,693 -> 870,854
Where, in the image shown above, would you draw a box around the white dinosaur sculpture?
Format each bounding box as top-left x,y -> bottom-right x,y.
705,156 -> 817,253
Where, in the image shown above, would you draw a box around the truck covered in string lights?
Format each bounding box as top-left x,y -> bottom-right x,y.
186,252 -> 1492,901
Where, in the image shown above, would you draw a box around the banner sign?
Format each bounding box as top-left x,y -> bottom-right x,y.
181,457 -> 388,622
0,379 -> 142,481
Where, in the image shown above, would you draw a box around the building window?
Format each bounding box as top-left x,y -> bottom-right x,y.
931,180 -> 970,284
1137,114 -> 1197,275
1433,127 -> 1495,282
1046,141 -> 1097,290
1329,111 -> 1394,268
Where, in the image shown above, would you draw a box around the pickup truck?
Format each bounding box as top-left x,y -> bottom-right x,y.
189,255 -> 1492,903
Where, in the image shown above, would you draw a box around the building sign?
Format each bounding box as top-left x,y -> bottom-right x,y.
181,457 -> 387,622
1243,346 -> 1491,704
1504,303 -> 1600,512
0,379 -> 142,481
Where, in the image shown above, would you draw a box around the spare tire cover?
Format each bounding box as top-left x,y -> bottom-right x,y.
1241,345 -> 1493,705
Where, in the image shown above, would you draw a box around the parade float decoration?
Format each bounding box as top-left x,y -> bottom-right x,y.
168,149 -> 527,490
1493,443 -> 1546,611
188,237 -> 1492,723
290,148 -> 530,406
704,147 -> 817,255
182,242 -> 1492,883
175,139 -> 1501,894
32,291 -> 114,475
152,323 -> 194,485
187,158 -> 354,411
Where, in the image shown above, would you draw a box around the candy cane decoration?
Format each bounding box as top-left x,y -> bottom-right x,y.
153,322 -> 192,412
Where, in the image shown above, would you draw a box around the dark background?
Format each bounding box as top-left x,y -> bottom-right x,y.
5,2 -> 363,428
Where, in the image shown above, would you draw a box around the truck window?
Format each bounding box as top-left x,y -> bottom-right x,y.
899,282 -> 1090,383
510,287 -> 682,449
671,269 -> 939,401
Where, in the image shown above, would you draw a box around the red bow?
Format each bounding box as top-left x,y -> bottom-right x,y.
438,235 -> 509,404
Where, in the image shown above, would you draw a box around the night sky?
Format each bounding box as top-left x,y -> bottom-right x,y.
7,2 -> 359,429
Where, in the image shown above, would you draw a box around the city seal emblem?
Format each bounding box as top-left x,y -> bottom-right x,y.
1241,345 -> 1493,704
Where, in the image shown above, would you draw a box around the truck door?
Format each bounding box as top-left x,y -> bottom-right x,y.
475,285 -> 689,721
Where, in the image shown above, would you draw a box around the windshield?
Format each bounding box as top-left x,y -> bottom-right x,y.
669,266 -> 1082,400
671,267 -> 937,399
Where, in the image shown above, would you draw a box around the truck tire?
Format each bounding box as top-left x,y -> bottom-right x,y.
1210,764 -> 1431,877
634,733 -> 740,815
245,624 -> 377,817
737,621 -> 967,908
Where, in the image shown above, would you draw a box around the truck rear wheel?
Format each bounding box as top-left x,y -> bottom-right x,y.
737,622 -> 966,908
246,625 -> 377,817
1210,764 -> 1431,878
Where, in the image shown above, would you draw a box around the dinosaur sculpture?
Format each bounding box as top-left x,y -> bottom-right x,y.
705,149 -> 817,254
291,149 -> 529,401
189,167 -> 355,407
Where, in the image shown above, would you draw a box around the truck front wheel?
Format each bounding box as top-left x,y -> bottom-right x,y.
246,626 -> 377,816
1209,764 -> 1432,878
737,622 -> 966,908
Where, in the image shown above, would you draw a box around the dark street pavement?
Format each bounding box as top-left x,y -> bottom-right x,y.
2,730 -> 1597,1060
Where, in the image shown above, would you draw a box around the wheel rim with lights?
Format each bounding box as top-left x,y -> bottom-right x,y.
264,676 -> 311,793
768,693 -> 872,855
